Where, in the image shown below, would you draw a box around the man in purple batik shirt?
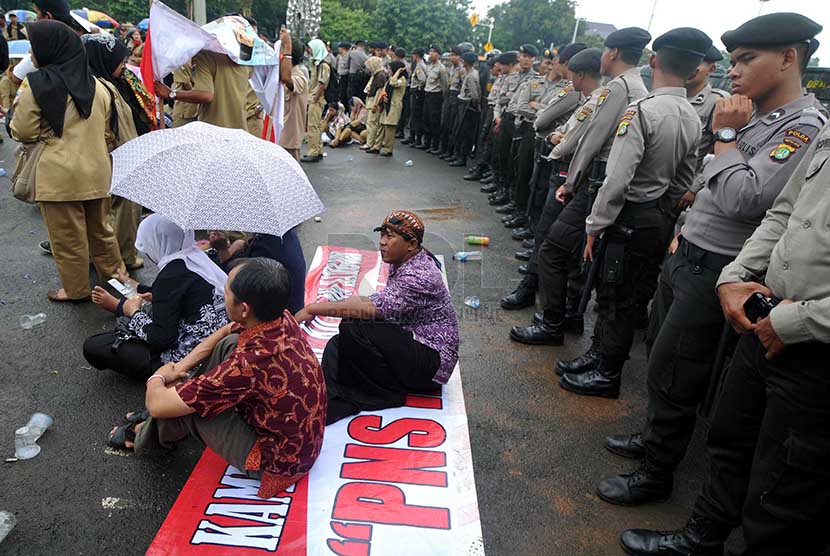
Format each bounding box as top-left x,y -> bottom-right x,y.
295,210 -> 460,424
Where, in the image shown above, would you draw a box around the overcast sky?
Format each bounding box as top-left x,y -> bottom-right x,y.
472,0 -> 830,65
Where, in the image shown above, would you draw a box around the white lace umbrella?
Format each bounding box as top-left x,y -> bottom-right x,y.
110,122 -> 324,236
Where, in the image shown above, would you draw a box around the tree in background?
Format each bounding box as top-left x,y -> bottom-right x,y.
487,0 -> 574,51
373,0 -> 472,50
319,0 -> 372,42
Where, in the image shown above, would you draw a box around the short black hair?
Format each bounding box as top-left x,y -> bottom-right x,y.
228,258 -> 291,322
657,49 -> 702,79
291,38 -> 304,66
619,48 -> 642,65
243,15 -> 257,30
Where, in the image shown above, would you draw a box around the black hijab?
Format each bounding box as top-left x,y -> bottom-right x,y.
384,60 -> 407,114
26,20 -> 96,137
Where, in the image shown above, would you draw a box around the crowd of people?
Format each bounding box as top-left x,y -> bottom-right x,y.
4,0 -> 830,553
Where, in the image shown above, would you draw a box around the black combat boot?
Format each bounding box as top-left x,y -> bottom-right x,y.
554,338 -> 600,376
533,311 -> 583,334
489,190 -> 510,206
500,274 -> 537,310
509,315 -> 564,346
479,174 -> 495,185
464,166 -> 485,181
496,202 -> 517,215
504,215 -> 528,229
605,432 -> 645,459
514,249 -> 532,261
559,357 -> 621,398
522,238 -> 535,249
517,264 -> 529,275
512,227 -> 534,241
619,516 -> 729,556
597,460 -> 673,506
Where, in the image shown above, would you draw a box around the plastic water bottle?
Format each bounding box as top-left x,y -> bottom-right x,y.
464,296 -> 481,309
0,168 -> 7,177
19,313 -> 47,330
0,511 -> 15,544
404,160 -> 414,167
453,251 -> 482,262
465,235 -> 490,246
345,155 -> 354,162
14,413 -> 53,460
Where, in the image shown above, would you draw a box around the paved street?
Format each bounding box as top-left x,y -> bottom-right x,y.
0,138 -> 724,555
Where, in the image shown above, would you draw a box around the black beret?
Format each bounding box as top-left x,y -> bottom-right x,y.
376,41 -> 389,50
721,13 -> 822,52
394,47 -> 406,58
541,48 -> 556,60
462,52 -> 478,64
338,41 -> 352,49
497,51 -> 519,65
367,40 -> 378,49
429,44 -> 442,53
568,47 -> 602,73
704,45 -> 723,62
558,42 -> 588,64
355,39 -> 366,46
519,43 -> 539,57
605,27 -> 652,50
652,27 -> 712,58
451,45 -> 464,55
413,47 -> 426,56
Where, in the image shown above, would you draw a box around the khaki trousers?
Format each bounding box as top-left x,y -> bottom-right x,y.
247,115 -> 264,138
380,124 -> 396,153
284,147 -> 300,161
40,198 -> 123,299
306,99 -> 325,156
110,196 -> 142,266
365,109 -> 382,149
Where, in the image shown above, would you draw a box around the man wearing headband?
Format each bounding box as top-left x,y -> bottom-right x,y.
295,211 -> 459,425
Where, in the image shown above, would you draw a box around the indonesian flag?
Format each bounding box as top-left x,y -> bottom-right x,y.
140,28 -> 155,98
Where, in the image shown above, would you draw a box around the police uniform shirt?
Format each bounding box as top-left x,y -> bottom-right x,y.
515,76 -> 562,123
347,48 -> 368,74
488,74 -> 504,108
506,68 -> 539,115
717,121 -> 830,344
424,60 -> 449,93
534,81 -> 580,135
550,85 -> 604,161
448,64 -> 466,92
682,94 -> 827,256
586,87 -> 701,236
457,68 -> 481,103
565,66 -> 649,192
688,84 -> 730,192
336,52 -> 350,76
494,71 -> 518,117
410,60 -> 428,90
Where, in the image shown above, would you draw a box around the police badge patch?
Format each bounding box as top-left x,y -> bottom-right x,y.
770,144 -> 795,162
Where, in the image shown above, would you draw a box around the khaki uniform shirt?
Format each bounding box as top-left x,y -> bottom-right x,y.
192,50 -> 251,131
279,64 -> 309,150
457,68 -> 480,103
448,64 -> 466,92
424,61 -> 448,93
309,61 -> 331,108
172,63 -> 199,123
565,66 -> 648,193
718,121 -> 830,344
410,61 -> 427,90
246,82 -> 263,137
550,86 -> 604,161
688,84 -> 730,193
586,87 -> 701,236
380,74 -> 407,126
0,73 -> 19,110
11,79 -> 113,202
682,94 -> 827,256
534,81 -> 579,135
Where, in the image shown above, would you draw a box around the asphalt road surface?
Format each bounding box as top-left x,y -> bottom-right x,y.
0,137 -> 730,555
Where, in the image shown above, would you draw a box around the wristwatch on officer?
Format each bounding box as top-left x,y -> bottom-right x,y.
714,127 -> 737,143
169,89 -> 177,100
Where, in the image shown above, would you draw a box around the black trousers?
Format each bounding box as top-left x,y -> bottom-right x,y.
423,92 -> 444,147
511,121 -> 536,209
347,72 -> 367,102
473,106 -> 494,168
338,73 -> 350,107
692,335 -> 830,556
642,238 -> 735,470
454,105 -> 480,160
594,202 -> 670,367
538,187 -> 591,320
526,141 -> 554,227
397,87 -> 412,135
440,93 -> 460,151
83,331 -> 161,380
322,320 -> 441,425
408,89 -> 425,139
493,114 -> 515,184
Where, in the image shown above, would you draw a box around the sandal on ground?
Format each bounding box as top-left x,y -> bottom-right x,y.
123,409 -> 150,425
47,289 -> 91,303
107,423 -> 136,450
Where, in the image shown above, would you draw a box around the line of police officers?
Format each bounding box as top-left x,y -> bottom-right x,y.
396,12 -> 828,556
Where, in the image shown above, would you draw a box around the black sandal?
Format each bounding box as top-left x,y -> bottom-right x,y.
108,423 -> 137,450
123,409 -> 150,425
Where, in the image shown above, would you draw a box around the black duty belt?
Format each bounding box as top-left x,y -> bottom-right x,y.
678,237 -> 735,272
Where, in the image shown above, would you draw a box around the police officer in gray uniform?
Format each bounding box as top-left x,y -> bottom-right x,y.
609,17 -> 828,555
437,45 -> 466,158
488,51 -> 521,205
450,51 -> 482,167
421,44 -> 449,153
510,28 -> 650,346
403,47 -> 428,147
465,49 -> 503,181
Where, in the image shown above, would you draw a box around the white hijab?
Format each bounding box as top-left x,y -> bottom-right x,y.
135,214 -> 228,296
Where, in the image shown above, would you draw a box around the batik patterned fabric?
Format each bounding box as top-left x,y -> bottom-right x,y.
369,249 -> 460,384
176,311 -> 327,499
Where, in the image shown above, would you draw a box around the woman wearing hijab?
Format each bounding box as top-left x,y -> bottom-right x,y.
83,214 -> 230,379
11,20 -> 123,302
301,38 -> 331,163
375,60 -> 408,156
127,29 -> 144,66
83,33 -> 158,272
330,96 -> 368,147
360,56 -> 387,153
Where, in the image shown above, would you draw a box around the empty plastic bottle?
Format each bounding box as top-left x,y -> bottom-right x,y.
464,296 -> 481,309
453,251 -> 482,262
14,413 -> 54,460
0,168 -> 7,177
0,511 -> 15,544
404,160 -> 414,167
19,313 -> 47,330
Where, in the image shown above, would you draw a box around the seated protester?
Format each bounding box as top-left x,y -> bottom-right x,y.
295,211 -> 459,424
116,258 -> 326,501
330,96 -> 368,147
324,101 -> 349,143
84,215 -> 229,379
208,229 -> 307,314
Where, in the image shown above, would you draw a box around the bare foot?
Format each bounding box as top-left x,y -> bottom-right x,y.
92,286 -> 119,313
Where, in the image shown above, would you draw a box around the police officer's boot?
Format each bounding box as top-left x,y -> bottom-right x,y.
554,337 -> 600,376
509,310 -> 564,346
500,274 -> 537,310
514,248 -> 532,261
559,356 -> 622,398
464,165 -> 485,181
533,311 -> 583,335
480,181 -> 499,193
605,432 -> 644,459
512,227 -> 534,241
619,516 -> 729,556
427,137 -> 442,154
489,189 -> 510,206
562,302 -> 584,334
596,459 -> 673,506
479,173 -> 495,185
415,136 -> 430,150
449,155 -> 467,167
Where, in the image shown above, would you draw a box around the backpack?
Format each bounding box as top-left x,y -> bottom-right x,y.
321,60 -> 339,107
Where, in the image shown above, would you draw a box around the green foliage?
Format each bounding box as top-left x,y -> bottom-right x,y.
574,33 -> 604,50
319,0 -> 372,42
487,0 -> 575,51
373,0 -> 473,51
